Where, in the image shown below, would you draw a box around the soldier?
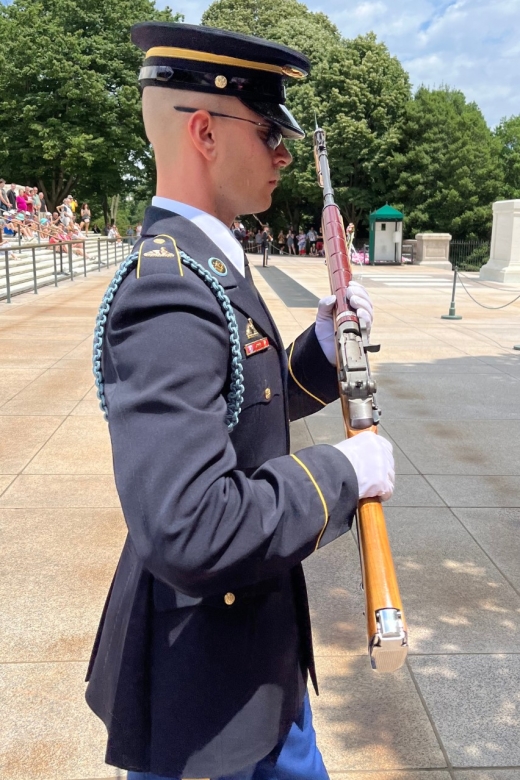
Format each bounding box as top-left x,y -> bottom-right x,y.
86,21 -> 395,780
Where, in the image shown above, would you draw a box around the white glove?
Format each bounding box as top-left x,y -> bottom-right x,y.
334,432 -> 394,501
315,282 -> 374,365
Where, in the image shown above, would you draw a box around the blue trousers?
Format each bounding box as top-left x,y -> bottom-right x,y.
127,694 -> 328,780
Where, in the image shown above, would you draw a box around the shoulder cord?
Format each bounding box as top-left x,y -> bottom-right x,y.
92,250 -> 244,431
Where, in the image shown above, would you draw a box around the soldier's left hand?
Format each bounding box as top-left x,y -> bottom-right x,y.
315,282 -> 374,365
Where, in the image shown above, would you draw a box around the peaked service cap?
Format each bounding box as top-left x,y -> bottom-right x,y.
131,22 -> 310,140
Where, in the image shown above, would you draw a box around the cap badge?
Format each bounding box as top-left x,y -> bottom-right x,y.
208,257 -> 227,276
281,65 -> 307,79
214,75 -> 228,89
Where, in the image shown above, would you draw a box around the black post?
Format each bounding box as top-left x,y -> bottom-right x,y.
32,247 -> 38,294
68,243 -> 74,281
97,238 -> 101,271
441,266 -> 462,320
53,245 -> 58,287
4,250 -> 11,303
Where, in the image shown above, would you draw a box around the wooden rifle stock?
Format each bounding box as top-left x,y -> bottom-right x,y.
315,127 -> 408,672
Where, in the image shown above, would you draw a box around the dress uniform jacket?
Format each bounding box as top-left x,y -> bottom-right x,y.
85,207 -> 359,778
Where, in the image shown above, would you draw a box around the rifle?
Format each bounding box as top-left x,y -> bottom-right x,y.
313,124 -> 408,672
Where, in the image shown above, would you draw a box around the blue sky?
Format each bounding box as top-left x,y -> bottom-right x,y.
163,0 -> 520,127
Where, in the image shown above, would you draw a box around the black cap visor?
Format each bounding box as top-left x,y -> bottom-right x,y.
240,100 -> 305,140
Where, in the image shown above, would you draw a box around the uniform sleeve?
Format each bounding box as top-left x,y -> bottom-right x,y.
286,324 -> 340,421
105,271 -> 358,599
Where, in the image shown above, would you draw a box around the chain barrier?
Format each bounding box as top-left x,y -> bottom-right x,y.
456,270 -> 520,311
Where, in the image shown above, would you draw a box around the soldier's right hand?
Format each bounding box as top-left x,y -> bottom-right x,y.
334,432 -> 395,501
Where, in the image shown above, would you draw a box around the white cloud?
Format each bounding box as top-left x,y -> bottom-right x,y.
157,0 -> 520,126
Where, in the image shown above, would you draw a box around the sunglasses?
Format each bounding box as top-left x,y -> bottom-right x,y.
173,106 -> 284,150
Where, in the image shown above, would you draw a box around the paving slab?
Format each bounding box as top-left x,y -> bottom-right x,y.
24,416 -> 113,475
452,509 -> 520,593
382,420 -> 520,476
304,531 -> 367,656
409,655 -> 520,768
329,774 -> 451,780
0,416 -> 63,472
0,661 -> 119,780
426,476 -> 520,508
0,474 -> 120,507
0,508 -> 125,663
376,372 -> 520,420
454,772 -> 520,779
385,508 -> 520,654
310,656 -> 446,771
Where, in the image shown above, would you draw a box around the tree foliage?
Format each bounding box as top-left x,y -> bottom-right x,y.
384,87 -> 504,238
203,0 -> 411,233
495,115 -> 520,199
0,0 -> 179,216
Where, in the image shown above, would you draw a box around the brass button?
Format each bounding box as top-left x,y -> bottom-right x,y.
224,592 -> 236,606
264,387 -> 272,401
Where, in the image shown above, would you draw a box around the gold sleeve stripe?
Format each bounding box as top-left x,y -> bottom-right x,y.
288,341 -> 326,407
136,234 -> 183,279
290,454 -> 329,550
145,47 -> 307,79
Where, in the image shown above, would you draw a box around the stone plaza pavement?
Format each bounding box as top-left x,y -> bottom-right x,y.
1,255 -> 520,780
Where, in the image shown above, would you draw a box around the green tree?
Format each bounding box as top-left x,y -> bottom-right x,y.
384,87 -> 504,238
0,0 -> 179,218
496,115 -> 520,199
203,0 -> 410,233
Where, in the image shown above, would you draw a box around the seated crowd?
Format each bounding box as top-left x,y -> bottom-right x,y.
0,180 -> 138,259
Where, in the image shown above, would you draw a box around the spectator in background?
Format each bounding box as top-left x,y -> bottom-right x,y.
24,187 -> 33,214
39,192 -> 47,213
316,235 -> 325,257
232,220 -> 245,246
0,179 -> 10,213
92,224 -> 101,235
307,226 -> 317,256
32,188 -> 41,214
135,222 -> 142,239
58,198 -> 73,228
277,229 -> 285,254
260,225 -> 271,257
80,203 -> 91,234
254,228 -> 263,253
126,225 -> 134,245
16,189 -> 27,212
286,229 -> 296,255
7,184 -> 17,211
69,195 -> 78,214
297,229 -> 307,256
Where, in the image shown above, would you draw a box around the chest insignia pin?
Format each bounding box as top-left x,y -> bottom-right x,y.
246,318 -> 260,340
208,257 -> 227,276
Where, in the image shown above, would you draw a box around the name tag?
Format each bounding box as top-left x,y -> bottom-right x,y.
244,337 -> 269,357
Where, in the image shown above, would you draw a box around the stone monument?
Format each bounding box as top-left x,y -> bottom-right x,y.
479,200 -> 520,283
415,233 -> 452,268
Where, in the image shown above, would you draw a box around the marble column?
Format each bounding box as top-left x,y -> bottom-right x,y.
480,200 -> 520,283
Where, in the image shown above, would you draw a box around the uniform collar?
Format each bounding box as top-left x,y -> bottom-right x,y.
151,196 -> 245,276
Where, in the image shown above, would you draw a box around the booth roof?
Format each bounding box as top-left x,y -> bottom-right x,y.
370,204 -> 404,221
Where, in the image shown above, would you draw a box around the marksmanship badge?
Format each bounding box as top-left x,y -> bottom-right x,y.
208,257 -> 227,276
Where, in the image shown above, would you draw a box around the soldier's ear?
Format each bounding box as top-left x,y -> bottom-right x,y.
187,110 -> 218,162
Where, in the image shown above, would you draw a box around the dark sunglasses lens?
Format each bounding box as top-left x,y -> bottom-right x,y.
266,128 -> 283,150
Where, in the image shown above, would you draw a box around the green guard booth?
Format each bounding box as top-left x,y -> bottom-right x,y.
369,204 -> 404,265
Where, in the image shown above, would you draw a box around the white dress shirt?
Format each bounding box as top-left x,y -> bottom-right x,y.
151,196 -> 245,276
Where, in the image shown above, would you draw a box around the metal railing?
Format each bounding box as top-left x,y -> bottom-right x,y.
1,237 -> 128,303
449,240 -> 490,272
